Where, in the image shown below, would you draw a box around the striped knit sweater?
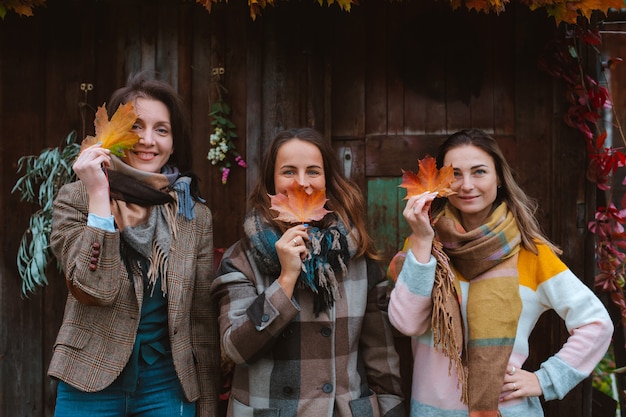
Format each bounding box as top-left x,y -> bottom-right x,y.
388,243 -> 613,417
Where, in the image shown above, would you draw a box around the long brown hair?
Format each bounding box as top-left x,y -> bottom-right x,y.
432,128 -> 561,255
248,128 -> 377,258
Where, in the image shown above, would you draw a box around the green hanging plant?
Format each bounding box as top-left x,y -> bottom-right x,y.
207,98 -> 247,184
12,131 -> 80,295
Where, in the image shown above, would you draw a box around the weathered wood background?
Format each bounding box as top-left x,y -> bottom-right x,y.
0,0 -> 621,415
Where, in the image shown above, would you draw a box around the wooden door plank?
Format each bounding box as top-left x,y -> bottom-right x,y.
493,8 -> 516,135
468,13 -> 495,132
365,135 -> 446,177
177,4 -> 193,110
219,0 -> 250,245
156,3 -> 179,85
396,4 -> 448,134
382,3 -> 405,135
368,177 -> 401,263
191,3 -> 213,202
364,2 -> 389,135
140,3 -> 157,73
245,11 -> 263,195
330,6 -> 366,137
117,1 -> 142,81
302,4 -> 329,131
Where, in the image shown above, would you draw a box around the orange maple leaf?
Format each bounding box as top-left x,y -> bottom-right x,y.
269,180 -> 331,223
400,155 -> 456,199
525,0 -> 624,24
81,102 -> 140,157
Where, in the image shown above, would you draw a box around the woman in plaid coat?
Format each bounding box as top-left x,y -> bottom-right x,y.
211,127 -> 406,417
49,73 -> 219,417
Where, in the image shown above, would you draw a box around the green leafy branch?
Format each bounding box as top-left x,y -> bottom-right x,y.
12,131 -> 80,295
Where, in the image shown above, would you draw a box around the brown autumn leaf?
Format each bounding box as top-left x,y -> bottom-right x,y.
400,154 -> 456,199
269,180 -> 331,223
81,102 -> 140,157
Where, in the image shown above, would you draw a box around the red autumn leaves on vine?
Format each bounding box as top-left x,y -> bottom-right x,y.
540,22 -> 626,320
589,200 -> 626,315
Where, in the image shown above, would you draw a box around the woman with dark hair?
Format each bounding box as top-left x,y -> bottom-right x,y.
211,127 -> 406,417
49,73 -> 219,417
387,128 -> 613,416
106,75 -> 194,174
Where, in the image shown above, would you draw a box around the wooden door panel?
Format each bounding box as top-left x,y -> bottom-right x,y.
365,135 -> 447,177
367,177 -> 412,264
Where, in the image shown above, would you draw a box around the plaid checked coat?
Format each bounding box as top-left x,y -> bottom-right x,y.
211,239 -> 406,417
48,181 -> 220,417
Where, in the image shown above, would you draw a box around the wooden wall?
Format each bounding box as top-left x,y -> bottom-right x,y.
0,0 -> 610,416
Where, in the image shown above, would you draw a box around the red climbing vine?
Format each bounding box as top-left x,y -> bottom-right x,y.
539,17 -> 626,321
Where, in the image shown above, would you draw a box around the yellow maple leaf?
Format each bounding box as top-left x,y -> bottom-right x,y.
400,155 -> 456,199
525,0 -> 624,24
82,102 -> 140,157
269,180 -> 331,223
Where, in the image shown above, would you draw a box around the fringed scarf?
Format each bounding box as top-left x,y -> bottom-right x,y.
107,156 -> 197,295
243,210 -> 357,315
433,203 -> 522,417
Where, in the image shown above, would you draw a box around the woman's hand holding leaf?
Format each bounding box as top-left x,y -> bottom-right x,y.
403,193 -> 438,263
274,224 -> 309,298
400,155 -> 455,263
75,102 -> 140,217
269,181 -> 332,297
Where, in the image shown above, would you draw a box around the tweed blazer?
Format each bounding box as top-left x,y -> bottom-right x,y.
48,180 -> 220,417
211,239 -> 406,417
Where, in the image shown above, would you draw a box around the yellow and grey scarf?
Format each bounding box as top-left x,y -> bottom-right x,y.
433,202 -> 522,417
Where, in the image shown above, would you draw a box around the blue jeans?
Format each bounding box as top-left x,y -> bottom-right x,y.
53,355 -> 196,417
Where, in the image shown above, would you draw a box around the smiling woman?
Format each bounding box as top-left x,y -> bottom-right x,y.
387,128 -> 613,417
122,98 -> 174,173
47,72 -> 220,417
211,127 -> 406,417
443,144 -> 500,231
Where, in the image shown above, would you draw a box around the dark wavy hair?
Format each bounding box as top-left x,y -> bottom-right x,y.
248,127 -> 377,258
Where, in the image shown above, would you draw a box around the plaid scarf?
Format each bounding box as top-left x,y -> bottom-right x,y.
244,210 -> 357,315
107,156 -> 196,295
433,202 -> 522,417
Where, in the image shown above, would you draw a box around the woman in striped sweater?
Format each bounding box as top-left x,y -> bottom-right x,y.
387,128 -> 613,417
